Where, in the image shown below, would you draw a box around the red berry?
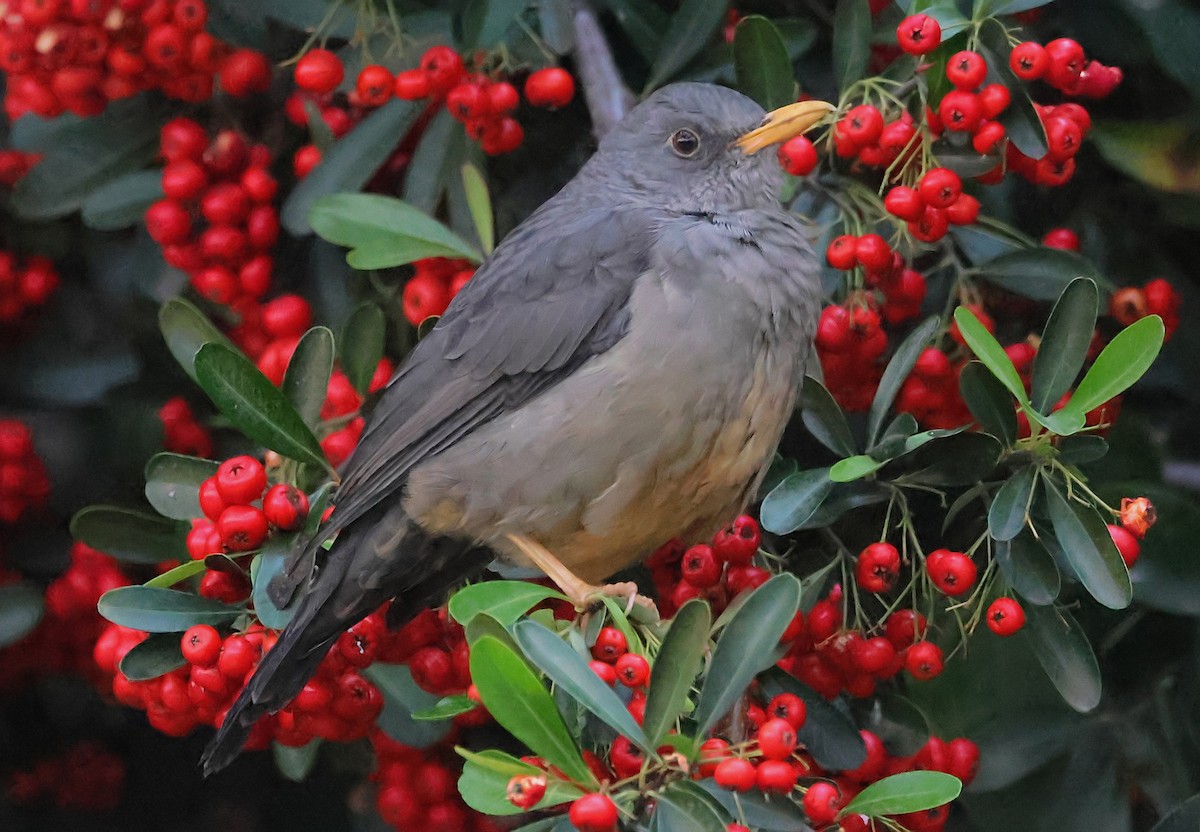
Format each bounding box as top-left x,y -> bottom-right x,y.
947,51 -> 988,89
938,89 -> 982,133
241,168 -> 278,204
711,514 -> 761,565
905,641 -> 944,680
925,549 -> 977,596
714,757 -> 756,792
216,455 -> 267,504
293,145 -> 322,179
614,652 -> 650,687
909,205 -> 949,243
986,597 -> 1026,636
1010,42 -> 1049,80
524,67 -> 575,108
219,49 -> 272,97
852,636 -> 897,675
802,781 -> 844,825
181,624 -> 221,666
918,167 -> 962,209
506,774 -> 547,810
295,48 -> 344,94
856,542 -> 901,593
198,476 -> 227,522
161,160 -> 207,202
608,735 -> 644,778
1045,116 -> 1083,161
589,659 -> 617,686
884,185 -> 925,221
393,69 -> 430,100
978,83 -> 1011,119
262,484 -> 309,531
1045,38 -> 1085,91
488,81 -> 520,114
826,234 -> 858,270
885,609 -> 926,648
768,693 -> 807,729
896,14 -> 941,55
839,104 -> 884,147
420,45 -> 465,96
145,199 -> 192,245
402,271 -> 451,325
778,135 -> 818,176
681,543 -> 722,588
217,505 -> 269,551
591,627 -> 627,662
1108,523 -> 1140,567
261,294 -> 312,338
356,65 -> 394,107
972,120 -> 1006,154
480,117 -> 524,155
946,193 -> 980,226
1042,228 -> 1080,251
854,233 -> 892,273
218,634 -> 259,680
756,759 -> 798,794
757,717 -> 798,761
698,738 -> 731,777
568,794 -> 618,832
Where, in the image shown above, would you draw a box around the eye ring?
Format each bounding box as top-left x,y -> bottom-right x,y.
669,128 -> 701,157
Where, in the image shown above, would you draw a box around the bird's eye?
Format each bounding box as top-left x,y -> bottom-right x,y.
669,128 -> 701,157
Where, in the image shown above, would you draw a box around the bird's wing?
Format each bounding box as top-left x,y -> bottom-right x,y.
327,198 -> 657,537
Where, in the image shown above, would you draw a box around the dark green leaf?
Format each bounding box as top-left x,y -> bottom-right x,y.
463,0 -> 530,48
365,663 -> 451,748
733,16 -> 794,111
412,695 -> 477,721
457,748 -> 582,815
283,326 -> 335,428
760,468 -> 835,534
0,583 -> 44,648
832,0 -> 872,90
1024,603 -> 1102,712
251,535 -> 298,630
868,317 -> 941,447
144,453 -> 217,521
282,99 -> 421,236
951,224 -> 1026,264
340,302 -> 387,396
698,780 -> 814,830
1044,482 -> 1131,609
643,0 -> 729,91
695,574 -> 801,735
996,529 -> 1060,606
303,98 -> 335,153
953,306 -> 1029,404
194,343 -> 331,475
1032,278 -> 1099,412
273,740 -> 321,783
829,455 -> 886,482
975,247 -> 1106,303
801,376 -> 856,457
978,21 -> 1047,159
461,163 -> 495,255
842,771 -> 962,818
310,192 -> 482,269
98,586 -> 242,632
1147,792 -> 1200,832
449,581 -> 566,627
759,454 -> 798,499
403,109 -> 465,215
538,0 -> 575,53
80,170 -> 163,231
907,432 -> 1002,486
469,635 -> 591,783
644,599 -> 711,746
118,632 -> 186,681
796,481 -> 889,530
760,668 -> 866,770
70,505 -> 189,564
145,559 -> 209,589
870,413 -> 919,460
1057,435 -> 1109,465
1061,315 -> 1165,418
159,299 -> 236,382
988,466 -> 1038,541
605,0 -> 668,62
959,361 -> 1017,444
655,781 -> 729,832
1092,121 -> 1200,195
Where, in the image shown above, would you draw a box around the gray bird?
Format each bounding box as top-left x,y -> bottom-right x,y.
201,82 -> 829,775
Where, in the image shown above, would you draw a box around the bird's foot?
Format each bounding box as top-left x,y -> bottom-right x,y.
580,581 -> 660,624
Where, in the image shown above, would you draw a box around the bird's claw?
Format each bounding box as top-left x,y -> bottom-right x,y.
581,581 -> 659,624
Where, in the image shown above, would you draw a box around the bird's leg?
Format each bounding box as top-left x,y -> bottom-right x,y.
504,534 -> 657,618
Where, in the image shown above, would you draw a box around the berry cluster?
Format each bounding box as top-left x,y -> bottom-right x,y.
883,167 -> 978,243
381,607 -> 473,699
7,741 -> 126,812
0,252 -> 59,326
1009,38 -> 1122,99
1110,277 -> 1182,340
157,396 -> 213,458
372,732 -> 502,831
146,118 -> 280,325
826,233 -> 930,324
895,347 -> 972,430
1107,495 -> 1158,568
645,515 -> 771,618
814,303 -> 888,411
187,455 -> 309,563
0,0 -> 270,120
402,256 -> 476,325
0,419 -> 50,524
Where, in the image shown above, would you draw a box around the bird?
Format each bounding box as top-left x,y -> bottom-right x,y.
201,82 -> 830,775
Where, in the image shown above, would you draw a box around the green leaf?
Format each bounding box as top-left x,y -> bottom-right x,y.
978,21 -> 1048,160
0,583 -> 44,648
995,529 -> 1060,606
282,327 -> 335,428
98,586 -> 242,632
1024,603 -> 1102,712
829,455 -> 886,482
273,740 -> 321,783
145,559 -> 209,589
959,361 -> 1017,444
457,748 -> 582,815
403,108 -> 465,215
159,299 -> 236,383
953,306 -> 1029,405
1060,315 -> 1165,418
1092,121 -> 1200,195
514,619 -> 655,754
832,0 -> 872,90
81,170 -> 164,231
801,376 -> 856,457
144,453 -> 218,521
951,224 -> 1026,264
193,343 -> 332,475
907,432 -> 1002,487
449,581 -> 567,627
70,505 -> 189,564
643,0 -> 729,92
463,0 -> 529,48
695,574 -> 801,735
281,99 -> 422,236
605,0 -> 668,62
870,413 -> 919,460
643,599 -> 711,747
760,668 -> 866,770
975,247 -> 1106,303
655,781 -> 729,832
1032,278 -> 1099,413
250,536 -> 298,630
1147,792 -> 1200,832
760,468 -> 835,534
538,0 -> 575,53
469,635 -> 591,783
988,466 -> 1038,541
868,317 -> 941,448
310,193 -> 482,270
1057,435 -> 1109,465
365,663 -> 452,748
797,481 -> 889,530
842,771 -> 962,818
412,695 -> 477,721
699,781 -> 811,830
1044,483 -> 1132,609
461,163 -> 495,255
733,16 -> 794,111
118,632 -> 186,681
339,302 -> 387,396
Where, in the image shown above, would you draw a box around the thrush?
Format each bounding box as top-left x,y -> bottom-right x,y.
201,82 -> 830,775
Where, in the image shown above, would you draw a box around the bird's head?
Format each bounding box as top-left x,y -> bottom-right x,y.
594,82 -> 832,214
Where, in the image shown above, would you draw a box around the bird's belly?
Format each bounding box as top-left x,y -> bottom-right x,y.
403,272 -> 804,584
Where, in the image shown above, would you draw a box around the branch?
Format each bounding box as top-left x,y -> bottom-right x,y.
571,0 -> 635,139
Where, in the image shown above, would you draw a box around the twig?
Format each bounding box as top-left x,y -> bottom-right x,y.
571,0 -> 635,139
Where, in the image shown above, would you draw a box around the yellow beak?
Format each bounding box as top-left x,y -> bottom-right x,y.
736,100 -> 835,154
